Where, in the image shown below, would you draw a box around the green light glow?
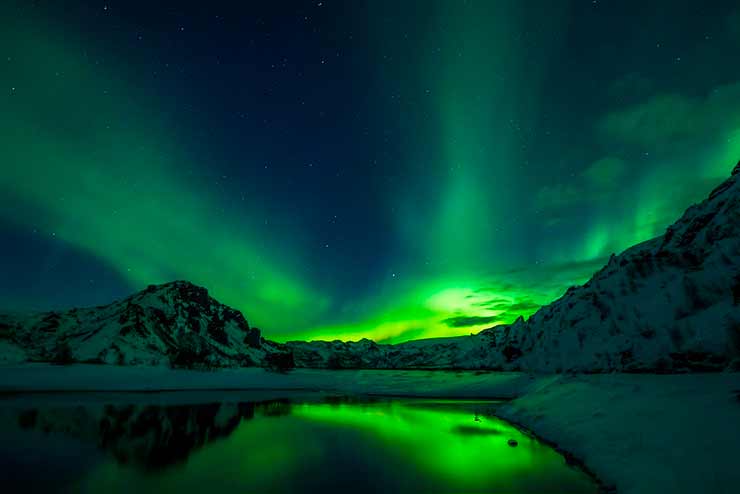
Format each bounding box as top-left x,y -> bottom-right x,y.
298,1 -> 568,343
77,400 -> 596,493
3,3 -> 739,343
0,15 -> 330,332
391,1 -> 527,272
282,261 -> 608,344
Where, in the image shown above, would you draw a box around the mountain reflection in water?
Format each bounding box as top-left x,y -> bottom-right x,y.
0,396 -> 598,493
16,400 -> 291,469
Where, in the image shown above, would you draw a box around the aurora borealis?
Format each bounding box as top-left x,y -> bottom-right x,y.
2,1 -> 740,342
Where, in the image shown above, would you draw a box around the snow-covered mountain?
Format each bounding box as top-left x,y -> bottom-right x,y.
498,161 -> 740,372
0,281 -> 292,369
287,161 -> 740,372
2,162 -> 739,372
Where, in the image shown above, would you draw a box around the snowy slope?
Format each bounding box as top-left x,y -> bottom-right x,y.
497,373 -> 740,494
483,160 -> 740,372
288,162 -> 740,372
0,281 -> 291,369
2,162 -> 740,372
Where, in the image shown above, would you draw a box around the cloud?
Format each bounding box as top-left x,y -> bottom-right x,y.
535,156 -> 625,210
598,82 -> 740,148
438,257 -> 611,331
599,93 -> 697,147
475,298 -> 540,312
536,80 -> 740,217
442,315 -> 503,328
505,300 -> 543,312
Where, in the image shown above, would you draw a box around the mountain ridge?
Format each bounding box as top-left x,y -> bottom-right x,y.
285,161 -> 740,372
2,161 -> 739,372
0,280 -> 292,369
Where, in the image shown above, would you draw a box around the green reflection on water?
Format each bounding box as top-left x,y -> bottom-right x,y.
73,399 -> 596,494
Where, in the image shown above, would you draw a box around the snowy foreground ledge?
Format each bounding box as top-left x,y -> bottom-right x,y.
497,373 -> 740,494
1,365 -> 739,494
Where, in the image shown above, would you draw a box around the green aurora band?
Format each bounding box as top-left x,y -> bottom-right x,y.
2,2 -> 740,342
0,16 -> 330,332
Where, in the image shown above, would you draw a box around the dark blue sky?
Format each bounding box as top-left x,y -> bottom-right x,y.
2,0 -> 740,341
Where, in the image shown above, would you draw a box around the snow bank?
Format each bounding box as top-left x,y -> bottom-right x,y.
499,373 -> 740,494
0,364 -> 528,398
2,364 -> 738,493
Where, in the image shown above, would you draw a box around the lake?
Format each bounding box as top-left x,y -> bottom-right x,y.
0,394 -> 597,493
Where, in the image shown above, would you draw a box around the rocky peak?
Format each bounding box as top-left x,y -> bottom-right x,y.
136,280 -> 212,312
128,280 -> 250,335
0,280 -> 289,369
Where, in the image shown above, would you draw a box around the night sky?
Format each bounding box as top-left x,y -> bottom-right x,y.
2,1 -> 740,342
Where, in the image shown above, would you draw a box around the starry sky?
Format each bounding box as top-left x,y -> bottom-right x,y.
2,0 -> 740,343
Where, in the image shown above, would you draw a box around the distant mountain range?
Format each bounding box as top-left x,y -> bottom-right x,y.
2,162 -> 739,373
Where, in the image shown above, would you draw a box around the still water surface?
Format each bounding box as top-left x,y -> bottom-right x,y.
0,395 -> 597,493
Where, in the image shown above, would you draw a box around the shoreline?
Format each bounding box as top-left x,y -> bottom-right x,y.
497,373 -> 740,494
502,412 -> 617,494
1,364 -> 738,493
